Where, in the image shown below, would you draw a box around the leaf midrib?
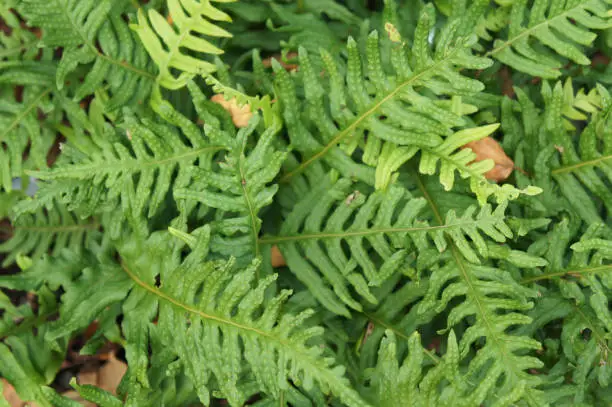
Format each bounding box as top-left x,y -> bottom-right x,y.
551,154 -> 612,174
259,221 -> 489,245
29,146 -> 225,179
0,88 -> 52,142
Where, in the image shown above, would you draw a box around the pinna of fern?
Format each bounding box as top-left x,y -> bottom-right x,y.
132,0 -> 235,91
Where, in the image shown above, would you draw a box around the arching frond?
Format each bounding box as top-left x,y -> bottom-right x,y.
487,0 -> 612,78
18,0 -> 156,110
132,0 -> 235,90
40,229 -> 371,407
272,5 -> 538,203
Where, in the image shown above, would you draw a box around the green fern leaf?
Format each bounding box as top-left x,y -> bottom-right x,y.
265,176 -> 529,315
132,0 -> 235,90
272,6 -> 538,203
487,0 -> 612,78
18,0 -> 156,109
24,108 -> 224,237
114,229 -> 371,406
0,201 -> 100,267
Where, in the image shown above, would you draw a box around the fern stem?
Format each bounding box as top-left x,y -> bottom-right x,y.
521,264 -> 612,283
29,146 -> 225,179
259,222 -> 479,245
550,154 -> 612,174
238,155 -> 261,273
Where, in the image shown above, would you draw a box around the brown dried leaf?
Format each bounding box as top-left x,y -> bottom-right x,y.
271,245 -> 286,268
97,354 -> 127,395
77,369 -> 98,386
2,379 -> 25,407
210,95 -> 253,128
262,52 -> 299,71
462,137 -> 514,182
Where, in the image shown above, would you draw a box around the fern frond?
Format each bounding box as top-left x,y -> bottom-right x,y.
24,107 -> 224,237
412,174 -> 548,406
272,6 -> 538,203
18,0 -> 156,110
155,83 -> 287,263
53,229 -> 371,407
265,176 -> 532,315
132,0 -> 235,90
487,0 -> 612,78
0,201 -> 100,267
508,81 -> 612,227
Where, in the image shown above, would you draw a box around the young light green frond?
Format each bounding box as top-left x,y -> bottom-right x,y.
203,75 -> 278,127
0,201 -> 100,267
114,230 -> 370,407
18,0 -> 156,110
133,0 -> 235,90
487,0 -> 612,78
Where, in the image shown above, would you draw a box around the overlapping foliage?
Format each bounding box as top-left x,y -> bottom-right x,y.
1,0 -> 611,406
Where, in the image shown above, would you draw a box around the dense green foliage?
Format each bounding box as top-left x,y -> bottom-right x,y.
1,0 -> 611,406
